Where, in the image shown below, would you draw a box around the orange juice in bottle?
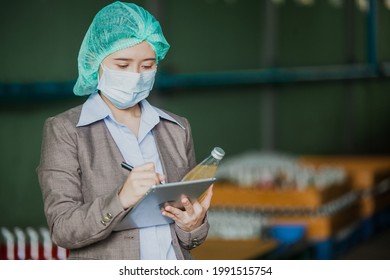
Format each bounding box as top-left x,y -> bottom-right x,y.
181,147 -> 225,201
181,147 -> 225,181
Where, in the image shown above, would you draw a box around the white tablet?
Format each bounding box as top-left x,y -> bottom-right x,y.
114,177 -> 216,231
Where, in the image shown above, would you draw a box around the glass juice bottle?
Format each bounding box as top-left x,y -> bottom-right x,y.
181,147 -> 225,181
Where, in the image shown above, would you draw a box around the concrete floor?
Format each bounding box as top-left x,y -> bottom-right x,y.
338,227 -> 390,260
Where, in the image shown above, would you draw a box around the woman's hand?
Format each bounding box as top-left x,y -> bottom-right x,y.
118,162 -> 165,209
161,185 -> 213,232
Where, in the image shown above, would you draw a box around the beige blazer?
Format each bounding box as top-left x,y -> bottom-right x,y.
37,105 -> 209,260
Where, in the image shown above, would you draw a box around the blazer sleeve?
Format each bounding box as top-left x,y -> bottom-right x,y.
174,216 -> 210,251
37,116 -> 128,249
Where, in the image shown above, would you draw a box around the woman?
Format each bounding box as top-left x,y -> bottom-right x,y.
37,1 -> 212,260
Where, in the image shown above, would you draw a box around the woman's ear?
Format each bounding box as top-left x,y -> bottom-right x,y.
98,65 -> 103,79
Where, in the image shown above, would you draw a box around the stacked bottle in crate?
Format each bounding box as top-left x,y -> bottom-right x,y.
298,156 -> 390,238
210,152 -> 359,243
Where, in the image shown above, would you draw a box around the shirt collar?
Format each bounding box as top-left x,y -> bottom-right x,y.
76,93 -> 111,127
140,100 -> 185,130
76,93 -> 185,130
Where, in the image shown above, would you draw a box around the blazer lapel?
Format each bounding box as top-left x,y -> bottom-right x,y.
153,127 -> 173,183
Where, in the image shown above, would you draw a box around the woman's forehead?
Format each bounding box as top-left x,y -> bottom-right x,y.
107,41 -> 156,60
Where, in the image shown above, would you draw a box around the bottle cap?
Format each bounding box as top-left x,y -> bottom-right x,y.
211,147 -> 225,160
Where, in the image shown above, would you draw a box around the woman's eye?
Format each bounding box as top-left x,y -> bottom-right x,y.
142,65 -> 154,69
118,65 -> 128,69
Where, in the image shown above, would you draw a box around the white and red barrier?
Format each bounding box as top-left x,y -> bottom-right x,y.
0,227 -> 68,260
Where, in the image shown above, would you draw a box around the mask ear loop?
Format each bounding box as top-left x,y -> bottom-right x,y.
98,63 -> 106,81
96,63 -> 106,94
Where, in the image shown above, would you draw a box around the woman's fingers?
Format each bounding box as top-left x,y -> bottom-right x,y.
181,196 -> 195,215
163,196 -> 208,232
134,162 -> 155,171
130,162 -> 165,186
200,185 -> 213,210
119,162 -> 165,209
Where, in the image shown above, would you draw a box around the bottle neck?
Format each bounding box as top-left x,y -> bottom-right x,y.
199,155 -> 220,166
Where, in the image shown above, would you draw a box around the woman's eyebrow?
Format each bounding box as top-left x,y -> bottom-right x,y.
113,58 -> 156,61
113,58 -> 132,61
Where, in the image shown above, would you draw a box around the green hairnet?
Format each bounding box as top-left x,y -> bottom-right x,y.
73,1 -> 170,96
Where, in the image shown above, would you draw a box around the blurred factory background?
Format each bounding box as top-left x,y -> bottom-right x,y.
1,0 -> 390,260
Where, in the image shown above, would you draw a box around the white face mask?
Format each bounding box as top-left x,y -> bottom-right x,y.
97,64 -> 156,109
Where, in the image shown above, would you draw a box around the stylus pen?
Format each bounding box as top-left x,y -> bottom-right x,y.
121,162 -> 134,172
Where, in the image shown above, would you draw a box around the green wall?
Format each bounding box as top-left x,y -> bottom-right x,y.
1,0 -> 390,227
0,99 -> 83,227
